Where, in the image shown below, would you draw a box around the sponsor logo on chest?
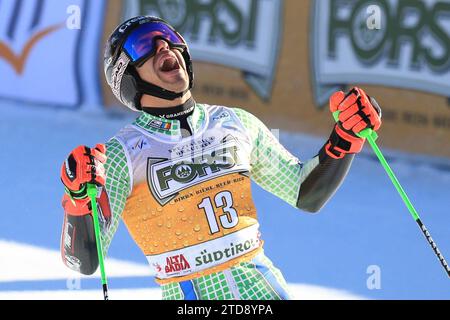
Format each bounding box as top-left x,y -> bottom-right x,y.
147,136 -> 248,205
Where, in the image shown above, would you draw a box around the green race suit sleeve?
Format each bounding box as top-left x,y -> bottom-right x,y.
100,137 -> 131,256
232,108 -> 319,208
232,108 -> 354,213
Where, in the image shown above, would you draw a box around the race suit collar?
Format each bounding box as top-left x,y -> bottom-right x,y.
133,100 -> 206,139
141,98 -> 195,138
141,97 -> 195,120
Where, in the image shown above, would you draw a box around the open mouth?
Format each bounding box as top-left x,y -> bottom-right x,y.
159,56 -> 181,73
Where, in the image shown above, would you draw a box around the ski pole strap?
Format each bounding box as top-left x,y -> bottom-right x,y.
332,111 -> 378,141
87,183 -> 109,300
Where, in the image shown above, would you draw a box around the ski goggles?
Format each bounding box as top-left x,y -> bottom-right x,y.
122,21 -> 186,66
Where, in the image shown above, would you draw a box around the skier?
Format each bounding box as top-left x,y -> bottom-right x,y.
60,16 -> 382,300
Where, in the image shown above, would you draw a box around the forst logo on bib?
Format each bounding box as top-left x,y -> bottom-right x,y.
174,164 -> 193,179
157,146 -> 237,191
147,137 -> 249,205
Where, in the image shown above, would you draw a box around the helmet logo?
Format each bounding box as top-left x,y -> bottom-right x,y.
118,16 -> 153,34
111,52 -> 129,100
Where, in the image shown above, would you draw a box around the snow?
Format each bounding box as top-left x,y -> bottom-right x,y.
0,286 -> 364,300
0,239 -> 152,282
0,239 -> 364,300
0,100 -> 449,299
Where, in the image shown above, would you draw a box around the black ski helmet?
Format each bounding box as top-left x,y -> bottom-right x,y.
104,16 -> 194,111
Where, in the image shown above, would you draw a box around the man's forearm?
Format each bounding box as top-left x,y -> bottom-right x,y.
296,146 -> 355,213
296,87 -> 382,213
60,187 -> 113,275
61,209 -> 99,275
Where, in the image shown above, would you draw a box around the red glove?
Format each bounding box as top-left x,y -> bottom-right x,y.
325,87 -> 382,159
61,144 -> 107,201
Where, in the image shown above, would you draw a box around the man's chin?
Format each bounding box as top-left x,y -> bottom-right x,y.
157,72 -> 189,92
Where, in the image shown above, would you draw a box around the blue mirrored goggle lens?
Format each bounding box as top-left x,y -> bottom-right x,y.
122,22 -> 185,62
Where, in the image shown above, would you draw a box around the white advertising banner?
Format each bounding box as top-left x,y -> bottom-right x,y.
0,0 -> 106,108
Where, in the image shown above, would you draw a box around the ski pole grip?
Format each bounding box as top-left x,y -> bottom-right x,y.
332,111 -> 377,140
87,183 -> 97,198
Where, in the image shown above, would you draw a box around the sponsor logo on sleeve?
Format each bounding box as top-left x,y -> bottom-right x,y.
212,111 -> 231,122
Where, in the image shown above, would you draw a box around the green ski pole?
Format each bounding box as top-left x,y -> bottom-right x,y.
87,183 -> 109,299
333,109 -> 450,278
